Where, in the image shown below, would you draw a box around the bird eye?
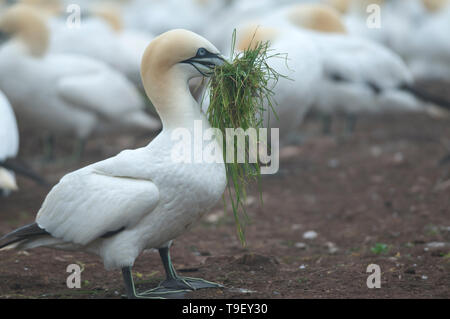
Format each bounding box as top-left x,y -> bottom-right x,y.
197,48 -> 207,56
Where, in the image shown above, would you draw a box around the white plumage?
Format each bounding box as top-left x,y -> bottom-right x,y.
1,29 -> 227,298
407,4 -> 450,80
311,33 -> 423,115
0,90 -> 18,163
48,5 -> 154,87
262,3 -> 426,116
0,5 -> 160,144
0,90 -> 19,193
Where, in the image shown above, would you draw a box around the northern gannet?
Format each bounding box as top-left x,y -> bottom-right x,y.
122,0 -> 226,36
408,0 -> 450,80
0,5 -> 160,158
48,1 -> 152,88
0,29 -> 227,299
267,4 -> 437,126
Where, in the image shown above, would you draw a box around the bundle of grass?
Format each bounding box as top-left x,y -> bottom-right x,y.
204,29 -> 287,245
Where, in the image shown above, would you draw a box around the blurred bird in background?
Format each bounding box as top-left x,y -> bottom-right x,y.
0,90 -> 19,195
0,4 -> 160,161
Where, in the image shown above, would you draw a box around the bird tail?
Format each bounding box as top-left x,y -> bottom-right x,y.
0,223 -> 50,251
0,159 -> 49,187
400,83 -> 450,111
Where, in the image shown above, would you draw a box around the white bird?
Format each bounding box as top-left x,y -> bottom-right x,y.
0,90 -> 19,195
48,10 -> 146,88
0,29 -> 227,299
263,4 -> 431,130
0,5 -> 160,158
407,0 -> 450,80
122,0 -> 226,37
203,0 -> 300,52
327,0 -> 450,81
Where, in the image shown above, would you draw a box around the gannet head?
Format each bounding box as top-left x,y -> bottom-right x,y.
91,2 -> 123,32
19,0 -> 62,17
287,3 -> 347,34
422,0 -> 449,12
0,4 -> 49,57
236,24 -> 279,51
142,29 -> 225,83
325,0 -> 352,14
140,29 -> 224,126
327,0 -> 384,15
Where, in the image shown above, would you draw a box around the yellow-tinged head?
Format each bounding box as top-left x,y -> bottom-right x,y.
91,2 -> 123,32
140,29 -> 224,123
287,3 -> 347,34
236,23 -> 279,52
141,29 -> 223,83
0,4 -> 49,57
422,0 -> 450,12
325,0 -> 352,14
19,0 -> 62,16
327,0 -> 384,14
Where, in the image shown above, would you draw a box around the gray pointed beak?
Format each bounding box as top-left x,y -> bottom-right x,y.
181,52 -> 227,76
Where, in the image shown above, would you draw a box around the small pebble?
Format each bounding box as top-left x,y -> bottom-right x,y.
426,242 -> 446,249
370,146 -> 382,157
328,158 -> 340,168
325,242 -> 338,254
393,152 -> 404,163
303,231 -> 318,240
294,242 -> 307,249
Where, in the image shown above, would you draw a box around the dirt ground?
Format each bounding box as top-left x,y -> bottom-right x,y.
0,108 -> 449,299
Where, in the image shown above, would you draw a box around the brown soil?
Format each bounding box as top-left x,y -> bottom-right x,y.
0,111 -> 449,299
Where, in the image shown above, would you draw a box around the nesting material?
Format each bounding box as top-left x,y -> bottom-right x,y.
204,29 -> 287,244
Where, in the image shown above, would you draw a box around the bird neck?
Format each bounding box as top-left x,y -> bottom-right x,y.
1,16 -> 49,57
18,25 -> 49,57
143,68 -> 205,131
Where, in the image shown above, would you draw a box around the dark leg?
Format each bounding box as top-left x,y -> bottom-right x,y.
71,138 -> 86,162
322,114 -> 332,135
122,267 -> 138,299
121,266 -> 186,299
155,247 -> 224,290
124,247 -> 223,299
345,114 -> 357,135
439,152 -> 450,166
43,134 -> 55,162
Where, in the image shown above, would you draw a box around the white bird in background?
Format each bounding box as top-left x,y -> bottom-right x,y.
48,6 -> 146,88
327,0 -> 450,81
260,3 -> 438,133
0,29 -> 227,299
0,90 -> 19,195
0,5 -> 160,158
204,0 -> 304,52
407,0 -> 450,80
122,0 -> 227,37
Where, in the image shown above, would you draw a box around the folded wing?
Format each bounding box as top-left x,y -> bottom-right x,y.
36,167 -> 159,245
